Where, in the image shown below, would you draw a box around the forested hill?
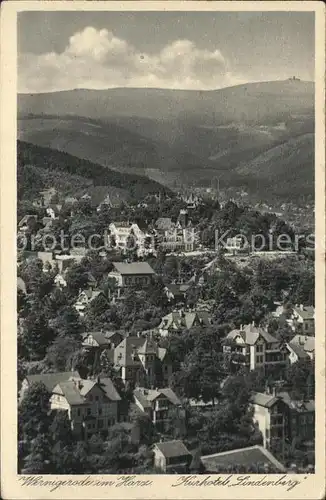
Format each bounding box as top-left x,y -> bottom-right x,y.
17,140 -> 172,203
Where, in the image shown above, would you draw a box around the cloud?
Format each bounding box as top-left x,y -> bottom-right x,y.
18,26 -> 244,92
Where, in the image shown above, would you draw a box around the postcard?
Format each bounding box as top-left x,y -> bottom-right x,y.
0,1 -> 325,499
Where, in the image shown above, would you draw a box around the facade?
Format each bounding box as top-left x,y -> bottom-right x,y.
50,376 -> 121,439
223,323 -> 287,373
133,387 -> 184,431
108,262 -> 155,294
158,309 -> 212,337
153,440 -> 192,473
250,391 -> 287,449
251,390 -> 315,448
114,336 -> 172,387
108,222 -> 149,253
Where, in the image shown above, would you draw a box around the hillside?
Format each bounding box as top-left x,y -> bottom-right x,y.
17,140 -> 171,204
18,80 -> 314,123
18,80 -> 315,202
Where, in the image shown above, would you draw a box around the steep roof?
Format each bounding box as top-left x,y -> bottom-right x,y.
278,391 -> 315,412
114,336 -> 146,367
287,342 -> 310,360
290,335 -> 315,352
201,445 -> 286,472
138,338 -> 158,355
227,325 -> 278,346
112,262 -> 155,276
98,377 -> 121,401
53,381 -> 85,405
83,331 -> 111,346
25,371 -> 80,393
250,392 -> 280,408
134,387 -> 181,408
293,306 -> 315,320
154,440 -> 191,458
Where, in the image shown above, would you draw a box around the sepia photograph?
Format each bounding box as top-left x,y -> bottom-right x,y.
1,2 -> 325,499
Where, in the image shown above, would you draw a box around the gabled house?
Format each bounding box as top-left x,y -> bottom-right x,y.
286,334 -> 315,363
291,305 -> 315,334
223,323 -> 287,372
19,371 -> 81,403
74,290 -> 107,316
153,440 -> 192,473
108,262 -> 155,295
108,222 -> 146,252
82,331 -> 123,350
50,375 -> 121,439
113,336 -> 172,387
163,283 -> 193,304
133,387 -> 184,431
158,309 -> 212,337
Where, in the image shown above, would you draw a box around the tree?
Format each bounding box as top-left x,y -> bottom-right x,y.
19,310 -> 56,360
18,382 -> 52,441
22,433 -> 54,473
46,335 -> 80,372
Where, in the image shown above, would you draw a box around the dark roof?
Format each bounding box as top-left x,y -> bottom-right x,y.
112,262 -> 155,275
250,392 -> 280,408
287,342 -> 309,359
154,440 -> 191,458
98,377 -> 121,401
166,284 -> 192,296
56,381 -> 85,405
134,387 -> 181,408
25,371 -> 80,392
83,332 -> 111,346
278,392 -> 315,412
201,445 -> 286,472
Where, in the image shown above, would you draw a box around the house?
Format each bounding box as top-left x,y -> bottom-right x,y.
200,445 -> 286,473
39,187 -> 59,206
108,262 -> 155,294
54,255 -> 76,274
223,323 -> 287,373
108,222 -> 147,252
37,251 -> 56,271
50,375 -> 121,439
287,334 -> 315,362
82,331 -> 123,351
19,371 -> 81,403
291,305 -> 315,334
277,391 -> 315,442
251,389 -> 315,449
74,290 -> 107,316
46,204 -> 62,219
224,236 -> 247,254
153,440 -> 192,473
158,309 -> 212,337
113,336 -> 172,387
97,193 -> 114,212
250,391 -> 287,449
163,283 -> 193,304
133,387 -> 184,431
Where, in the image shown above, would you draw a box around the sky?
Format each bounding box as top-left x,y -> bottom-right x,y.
18,11 -> 315,93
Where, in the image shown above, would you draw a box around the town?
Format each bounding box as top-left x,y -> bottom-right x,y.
17,186 -> 315,475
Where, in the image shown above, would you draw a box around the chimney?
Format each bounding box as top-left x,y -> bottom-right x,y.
78,380 -> 83,390
300,304 -> 304,311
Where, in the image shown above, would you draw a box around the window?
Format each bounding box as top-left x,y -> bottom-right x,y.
89,395 -> 93,401
256,344 -> 263,353
77,409 -> 81,416
99,408 -> 102,415
87,408 -> 91,415
98,420 -> 103,429
95,396 -> 99,401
